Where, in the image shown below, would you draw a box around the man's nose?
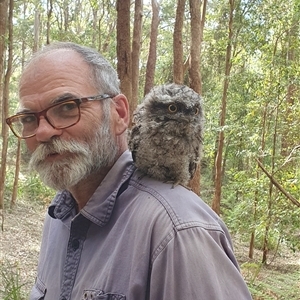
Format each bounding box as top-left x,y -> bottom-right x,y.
34,117 -> 63,142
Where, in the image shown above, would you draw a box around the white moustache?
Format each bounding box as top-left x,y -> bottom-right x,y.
29,139 -> 89,169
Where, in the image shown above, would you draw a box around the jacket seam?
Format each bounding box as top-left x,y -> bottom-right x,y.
129,178 -> 226,265
129,177 -> 222,232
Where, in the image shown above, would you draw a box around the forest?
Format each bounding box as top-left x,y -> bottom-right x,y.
0,0 -> 300,298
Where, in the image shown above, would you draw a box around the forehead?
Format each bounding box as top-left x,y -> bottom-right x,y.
19,49 -> 95,110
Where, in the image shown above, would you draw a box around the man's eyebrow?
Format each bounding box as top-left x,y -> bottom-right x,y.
16,108 -> 32,114
16,93 -> 80,114
51,93 -> 79,104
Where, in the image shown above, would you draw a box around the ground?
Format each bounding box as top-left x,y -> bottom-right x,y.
0,199 -> 44,298
0,199 -> 299,299
234,237 -> 300,299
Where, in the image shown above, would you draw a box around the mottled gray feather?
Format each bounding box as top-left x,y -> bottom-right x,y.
129,83 -> 204,187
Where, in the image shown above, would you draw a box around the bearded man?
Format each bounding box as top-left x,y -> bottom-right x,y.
6,42 -> 252,300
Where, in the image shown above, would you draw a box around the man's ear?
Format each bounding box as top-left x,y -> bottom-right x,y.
111,94 -> 130,135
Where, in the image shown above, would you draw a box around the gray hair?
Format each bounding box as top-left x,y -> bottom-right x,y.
23,42 -> 120,96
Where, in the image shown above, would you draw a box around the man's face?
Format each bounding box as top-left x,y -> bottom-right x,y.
19,49 -> 118,190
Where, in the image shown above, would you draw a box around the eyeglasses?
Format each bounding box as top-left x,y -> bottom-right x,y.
6,94 -> 114,139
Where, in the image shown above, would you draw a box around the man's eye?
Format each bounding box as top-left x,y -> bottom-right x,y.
20,115 -> 36,124
60,102 -> 77,112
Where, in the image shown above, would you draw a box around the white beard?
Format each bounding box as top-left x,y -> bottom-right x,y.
29,120 -> 118,191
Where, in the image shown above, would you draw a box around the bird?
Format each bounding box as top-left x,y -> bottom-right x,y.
128,83 -> 204,188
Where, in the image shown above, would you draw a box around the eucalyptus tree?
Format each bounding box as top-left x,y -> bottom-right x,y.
116,0 -> 132,102
131,0 -> 143,125
173,0 -> 186,84
201,0 -> 300,261
0,0 -> 9,219
144,0 -> 160,95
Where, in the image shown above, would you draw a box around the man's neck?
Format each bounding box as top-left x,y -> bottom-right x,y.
69,166 -> 111,211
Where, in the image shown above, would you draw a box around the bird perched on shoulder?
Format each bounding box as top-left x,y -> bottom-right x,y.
128,83 -> 204,188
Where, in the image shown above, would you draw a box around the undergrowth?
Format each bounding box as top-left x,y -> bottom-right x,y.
241,262 -> 300,299
0,261 -> 27,300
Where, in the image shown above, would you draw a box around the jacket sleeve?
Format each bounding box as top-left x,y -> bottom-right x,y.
148,226 -> 252,300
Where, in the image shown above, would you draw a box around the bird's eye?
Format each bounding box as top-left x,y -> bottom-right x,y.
194,108 -> 199,115
168,104 -> 177,113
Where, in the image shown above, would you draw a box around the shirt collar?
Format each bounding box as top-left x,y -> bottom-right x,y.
48,150 -> 135,226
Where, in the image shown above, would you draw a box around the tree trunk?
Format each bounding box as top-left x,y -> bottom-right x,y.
144,0 -> 160,96
212,0 -> 234,215
116,0 -> 132,102
173,0 -> 186,84
188,0 -> 205,195
0,0 -> 13,230
63,0 -> 69,32
200,0 -> 207,43
46,0 -> 53,45
131,0 -> 143,126
33,8 -> 40,52
0,0 -> 9,215
91,5 -> 98,48
281,15 -> 298,156
249,104 -> 267,258
11,140 -> 21,208
188,0 -> 202,93
262,104 -> 279,264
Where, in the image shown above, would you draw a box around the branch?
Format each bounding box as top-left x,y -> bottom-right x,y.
256,158 -> 300,208
282,145 -> 300,167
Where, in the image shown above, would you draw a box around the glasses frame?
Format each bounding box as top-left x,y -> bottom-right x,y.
6,94 -> 114,139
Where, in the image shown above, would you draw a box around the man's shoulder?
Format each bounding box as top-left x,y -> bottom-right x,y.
127,170 -> 223,232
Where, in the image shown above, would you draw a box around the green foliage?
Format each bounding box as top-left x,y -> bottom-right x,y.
5,146 -> 55,207
246,266 -> 300,299
16,172 -> 55,206
241,261 -> 263,285
0,261 -> 27,300
200,0 -> 300,259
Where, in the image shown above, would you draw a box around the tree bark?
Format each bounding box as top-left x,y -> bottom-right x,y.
0,0 -> 9,214
91,3 -> 98,48
188,0 -> 205,195
212,0 -> 234,215
0,0 -> 13,230
249,104 -> 268,258
262,105 -> 279,264
131,0 -> 143,127
46,0 -> 53,45
173,0 -> 186,84
116,0 -> 132,102
144,0 -> 160,96
11,140 -> 21,208
188,0 -> 202,93
33,8 -> 40,52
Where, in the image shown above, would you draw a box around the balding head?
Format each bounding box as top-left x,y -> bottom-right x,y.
21,42 -> 121,96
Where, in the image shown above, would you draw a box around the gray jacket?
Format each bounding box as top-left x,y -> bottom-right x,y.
30,150 -> 252,300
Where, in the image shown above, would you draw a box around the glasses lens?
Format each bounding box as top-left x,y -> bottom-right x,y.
46,100 -> 80,129
9,114 -> 38,138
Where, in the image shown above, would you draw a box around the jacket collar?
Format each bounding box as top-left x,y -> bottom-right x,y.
48,150 -> 135,227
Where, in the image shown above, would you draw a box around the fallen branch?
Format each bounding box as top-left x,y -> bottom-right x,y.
256,158 -> 300,208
